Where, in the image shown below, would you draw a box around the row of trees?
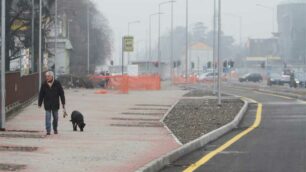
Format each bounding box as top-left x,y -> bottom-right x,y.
1,0 -> 54,71
58,0 -> 112,75
1,0 -> 112,76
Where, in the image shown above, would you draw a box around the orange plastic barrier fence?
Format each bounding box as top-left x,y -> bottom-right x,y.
90,75 -> 161,94
128,75 -> 161,90
172,75 -> 198,84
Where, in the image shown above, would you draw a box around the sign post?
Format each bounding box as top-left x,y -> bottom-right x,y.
122,36 -> 134,75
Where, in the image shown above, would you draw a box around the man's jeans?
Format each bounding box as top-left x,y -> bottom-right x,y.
45,110 -> 58,133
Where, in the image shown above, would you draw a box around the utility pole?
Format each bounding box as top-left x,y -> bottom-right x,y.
1,0 -> 6,130
122,37 -> 124,75
217,0 -> 222,105
87,4 -> 90,74
31,0 -> 35,73
158,1 -> 174,77
149,13 -> 161,74
170,1 -> 175,82
213,0 -> 217,95
185,0 -> 189,81
38,0 -> 42,92
54,0 -> 57,77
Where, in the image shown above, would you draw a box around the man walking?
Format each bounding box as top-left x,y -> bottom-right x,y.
38,71 -> 65,135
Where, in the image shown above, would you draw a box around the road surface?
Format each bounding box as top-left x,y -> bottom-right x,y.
161,86 -> 306,172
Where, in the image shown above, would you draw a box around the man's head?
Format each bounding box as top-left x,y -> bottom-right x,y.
45,71 -> 54,83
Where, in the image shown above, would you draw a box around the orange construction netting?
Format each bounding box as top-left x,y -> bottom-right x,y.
90,75 -> 161,94
172,74 -> 227,85
172,75 -> 198,84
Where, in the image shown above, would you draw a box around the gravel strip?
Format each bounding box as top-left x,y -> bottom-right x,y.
164,98 -> 243,144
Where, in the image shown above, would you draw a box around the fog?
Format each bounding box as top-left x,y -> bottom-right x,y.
91,0 -> 282,65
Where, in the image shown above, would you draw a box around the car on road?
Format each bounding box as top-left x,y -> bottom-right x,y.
267,73 -> 283,86
239,73 -> 263,82
198,72 -> 218,81
291,73 -> 306,88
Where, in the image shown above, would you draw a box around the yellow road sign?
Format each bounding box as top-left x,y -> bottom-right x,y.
123,36 -> 134,52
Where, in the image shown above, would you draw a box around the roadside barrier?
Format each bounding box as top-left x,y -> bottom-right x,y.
90,75 -> 161,94
172,75 -> 198,84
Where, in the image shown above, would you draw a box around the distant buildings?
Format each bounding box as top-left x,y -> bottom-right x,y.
187,42 -> 213,74
46,13 -> 73,76
277,0 -> 306,65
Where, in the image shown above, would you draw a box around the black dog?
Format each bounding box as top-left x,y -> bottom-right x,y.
70,111 -> 86,132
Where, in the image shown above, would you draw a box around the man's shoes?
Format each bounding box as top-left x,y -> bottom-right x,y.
46,132 -> 51,135
54,130 -> 58,134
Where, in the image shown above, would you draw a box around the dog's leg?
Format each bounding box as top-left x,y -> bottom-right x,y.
78,124 -> 83,132
72,122 -> 77,131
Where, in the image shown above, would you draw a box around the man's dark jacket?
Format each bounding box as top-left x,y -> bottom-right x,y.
38,80 -> 65,111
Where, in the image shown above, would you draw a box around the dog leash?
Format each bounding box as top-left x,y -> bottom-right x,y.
63,108 -> 68,118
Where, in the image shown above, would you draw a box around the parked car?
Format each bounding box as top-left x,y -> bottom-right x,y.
198,72 -> 218,81
267,73 -> 283,86
291,73 -> 306,88
280,73 -> 291,85
239,73 -> 263,82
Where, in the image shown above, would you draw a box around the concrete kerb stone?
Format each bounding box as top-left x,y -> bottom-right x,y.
136,97 -> 249,172
160,99 -> 183,145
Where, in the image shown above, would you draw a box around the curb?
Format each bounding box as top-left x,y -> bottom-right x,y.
160,99 -> 183,145
136,98 -> 249,172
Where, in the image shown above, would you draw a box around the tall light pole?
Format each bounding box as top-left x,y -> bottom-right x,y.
31,0 -> 35,74
217,0 -> 222,105
1,0 -> 6,130
185,0 -> 189,80
170,1 -> 175,81
54,0 -> 57,77
127,20 -> 140,65
213,0 -> 217,95
158,1 -> 175,77
256,4 -> 275,33
39,0 -> 42,92
87,4 -> 90,74
149,13 -> 162,74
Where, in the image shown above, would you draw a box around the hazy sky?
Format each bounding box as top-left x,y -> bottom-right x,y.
91,0 -> 283,64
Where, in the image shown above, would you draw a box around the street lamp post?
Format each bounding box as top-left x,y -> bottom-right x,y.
170,1 -> 175,82
256,4 -> 275,33
213,0 -> 217,95
127,20 -> 140,65
54,0 -> 58,77
39,0 -> 42,92
87,4 -> 90,74
31,0 -> 35,74
1,0 -> 6,130
217,0 -> 222,105
149,13 -> 162,74
185,0 -> 189,81
158,1 -> 175,77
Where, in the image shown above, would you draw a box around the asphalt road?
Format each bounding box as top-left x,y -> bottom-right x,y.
161,86 -> 306,172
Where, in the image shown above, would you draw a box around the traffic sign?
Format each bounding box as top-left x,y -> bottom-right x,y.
123,36 -> 134,52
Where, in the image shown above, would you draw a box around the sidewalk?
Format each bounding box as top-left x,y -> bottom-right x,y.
0,88 -> 186,172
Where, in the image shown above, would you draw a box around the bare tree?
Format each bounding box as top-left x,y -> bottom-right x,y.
57,0 -> 113,75
3,0 -> 54,71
